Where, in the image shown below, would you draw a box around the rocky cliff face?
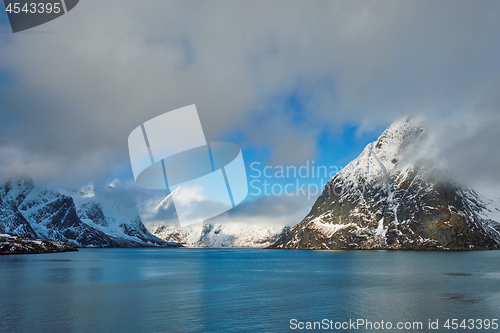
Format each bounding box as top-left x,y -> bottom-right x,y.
271,116 -> 500,250
0,179 -> 178,248
63,181 -> 172,247
0,196 -> 37,238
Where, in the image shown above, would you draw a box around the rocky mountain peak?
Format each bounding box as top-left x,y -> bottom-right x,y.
79,184 -> 95,198
1,178 -> 177,248
271,115 -> 500,250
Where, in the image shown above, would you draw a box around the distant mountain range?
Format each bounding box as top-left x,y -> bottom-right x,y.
0,178 -> 285,248
2,116 -> 498,250
0,178 -> 178,248
152,223 -> 288,248
271,116 -> 500,250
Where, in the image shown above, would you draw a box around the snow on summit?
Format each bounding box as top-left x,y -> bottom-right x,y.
271,115 -> 500,250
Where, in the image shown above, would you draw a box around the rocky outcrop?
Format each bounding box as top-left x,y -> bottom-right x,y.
0,233 -> 78,254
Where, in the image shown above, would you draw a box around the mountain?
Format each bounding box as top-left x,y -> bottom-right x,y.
152,222 -> 288,248
0,178 -> 122,247
60,181 -> 173,247
0,233 -> 78,254
0,195 -> 38,238
0,178 -> 178,248
271,116 -> 500,250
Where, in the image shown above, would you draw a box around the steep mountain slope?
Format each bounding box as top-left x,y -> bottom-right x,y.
0,179 -> 177,247
152,223 -> 288,248
0,196 -> 37,238
271,116 -> 500,250
0,179 -> 124,247
63,181 -> 170,247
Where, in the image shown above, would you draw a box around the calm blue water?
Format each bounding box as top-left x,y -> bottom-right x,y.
1,249 -> 499,332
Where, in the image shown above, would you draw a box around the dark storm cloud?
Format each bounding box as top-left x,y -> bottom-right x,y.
0,0 -> 498,191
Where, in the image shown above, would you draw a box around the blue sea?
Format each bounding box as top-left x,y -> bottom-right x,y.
1,249 -> 499,332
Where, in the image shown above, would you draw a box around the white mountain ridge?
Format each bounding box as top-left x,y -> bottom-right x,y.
151,222 -> 288,248
1,178 -> 285,248
0,178 -> 175,247
57,180 -> 172,247
272,115 -> 500,250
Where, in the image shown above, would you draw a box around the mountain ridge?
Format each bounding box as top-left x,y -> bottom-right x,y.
270,116 -> 500,250
152,222 -> 288,248
0,178 -> 179,248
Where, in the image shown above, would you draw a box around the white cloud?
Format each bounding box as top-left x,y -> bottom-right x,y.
0,0 -> 498,194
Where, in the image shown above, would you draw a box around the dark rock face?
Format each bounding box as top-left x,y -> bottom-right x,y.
0,179 -> 179,248
0,179 -> 123,247
77,201 -> 108,227
0,233 -> 78,254
71,183 -> 174,247
0,197 -> 38,238
271,116 -> 500,250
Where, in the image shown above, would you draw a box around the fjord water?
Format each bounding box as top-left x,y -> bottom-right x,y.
1,249 -> 499,333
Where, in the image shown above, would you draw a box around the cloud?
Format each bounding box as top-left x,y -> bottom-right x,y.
0,0 -> 498,192
136,181 -> 315,228
427,92 -> 500,187
0,146 -> 123,184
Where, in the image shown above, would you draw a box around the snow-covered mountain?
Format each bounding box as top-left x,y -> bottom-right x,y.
60,181 -> 170,247
0,178 -> 177,247
271,116 -> 500,250
0,178 -> 284,248
152,222 -> 288,248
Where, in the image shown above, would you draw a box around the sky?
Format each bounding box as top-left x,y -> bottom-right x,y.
0,0 -> 499,227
